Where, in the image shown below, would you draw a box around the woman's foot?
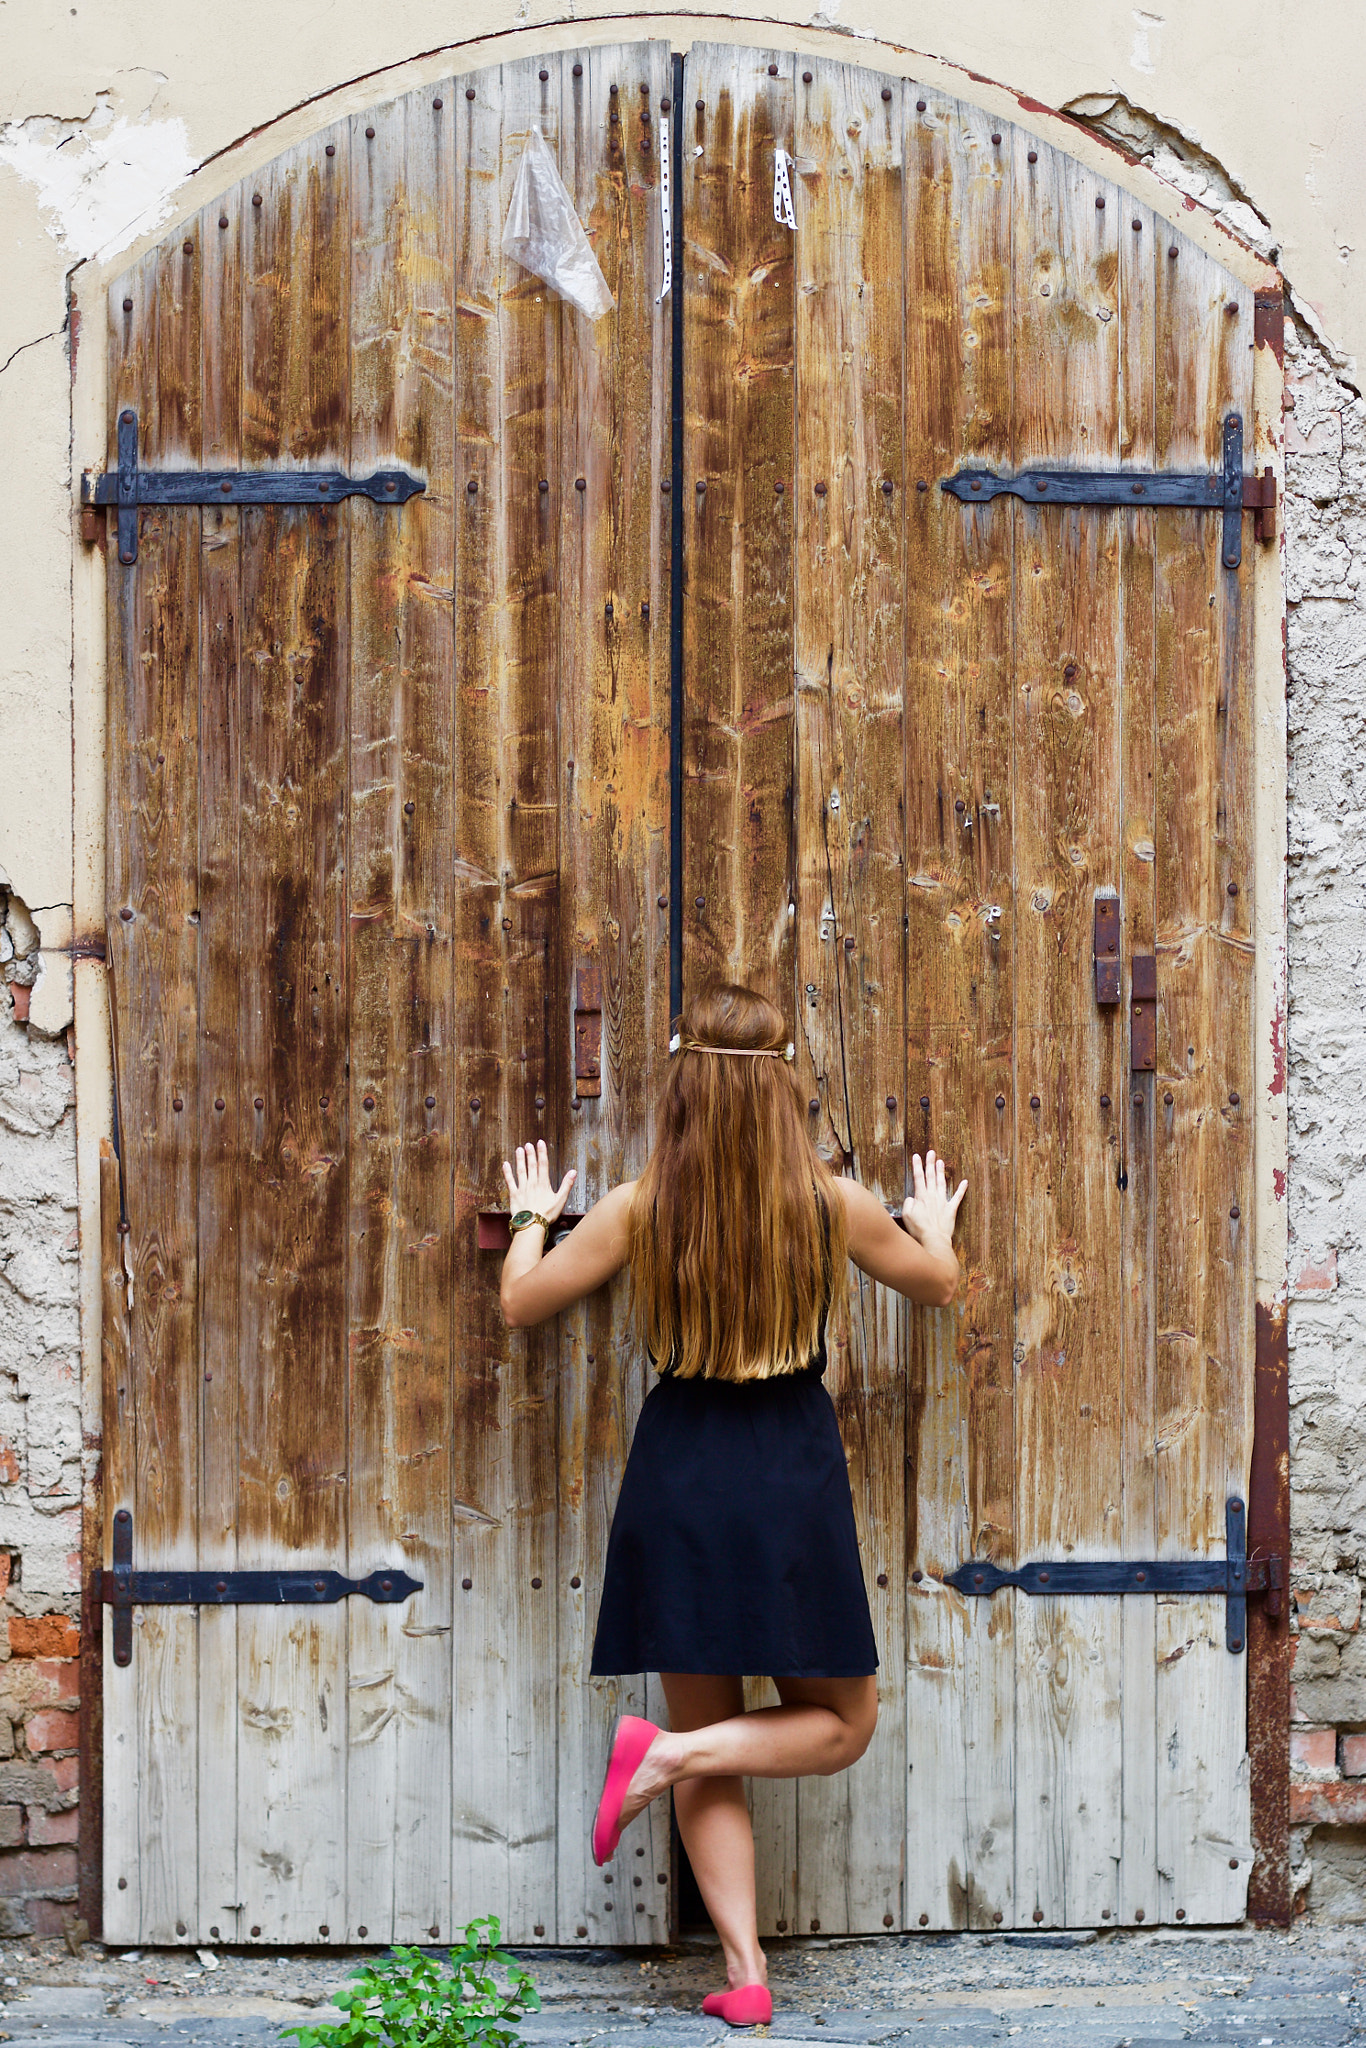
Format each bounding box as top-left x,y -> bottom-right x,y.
592,1718 -> 664,1866
614,1726 -> 685,1831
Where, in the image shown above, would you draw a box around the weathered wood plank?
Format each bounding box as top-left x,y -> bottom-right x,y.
555,38 -> 673,1948
1152,231 -> 1255,1924
903,86 -> 1016,1932
1117,194 -> 1159,1930
235,123 -> 351,1944
682,43 -> 795,1011
344,79 -> 457,1948
792,53 -> 906,1938
452,56 -> 562,1944
103,246 -> 157,1948
1010,136 -> 1124,1929
115,220 -> 203,1941
196,178 -> 244,1945
681,42 -> 796,1932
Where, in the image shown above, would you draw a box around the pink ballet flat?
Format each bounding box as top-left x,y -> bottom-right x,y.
702,1984 -> 773,2028
591,1714 -> 662,1867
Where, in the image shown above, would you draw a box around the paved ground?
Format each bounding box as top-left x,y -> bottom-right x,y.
0,1926 -> 1361,2048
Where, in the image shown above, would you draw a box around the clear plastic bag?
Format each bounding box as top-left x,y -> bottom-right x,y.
501,125 -> 615,320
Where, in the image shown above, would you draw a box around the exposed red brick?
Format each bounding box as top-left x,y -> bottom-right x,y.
47,1754 -> 78,1795
0,1553 -> 10,1598
27,1897 -> 75,1936
1341,1733 -> 1366,1778
0,1846 -> 77,1896
0,1804 -> 23,1848
1290,1726 -> 1337,1774
9,1617 -> 80,1661
9,986 -> 30,1024
1291,1250 -> 1338,1297
23,1708 -> 78,1755
0,1442 -> 18,1486
27,1804 -> 77,1846
1290,1780 -> 1366,1826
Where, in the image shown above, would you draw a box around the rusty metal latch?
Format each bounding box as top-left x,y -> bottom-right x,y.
97,1509 -> 422,1668
942,411 -> 1274,570
575,963 -> 603,1098
1131,954 -> 1156,1070
83,409 -> 425,565
1093,889 -> 1121,1005
946,1499 -> 1282,1654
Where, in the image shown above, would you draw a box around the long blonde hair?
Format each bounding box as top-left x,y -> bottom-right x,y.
627,984 -> 849,1381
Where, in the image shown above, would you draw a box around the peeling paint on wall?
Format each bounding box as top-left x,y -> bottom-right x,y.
0,93 -> 195,264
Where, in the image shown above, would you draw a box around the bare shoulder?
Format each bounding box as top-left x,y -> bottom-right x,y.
829,1174 -> 894,1233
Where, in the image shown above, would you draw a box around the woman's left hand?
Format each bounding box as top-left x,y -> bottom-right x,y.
502,1138 -> 577,1225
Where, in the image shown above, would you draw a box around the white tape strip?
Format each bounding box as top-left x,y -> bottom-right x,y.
773,147 -> 796,230
657,107 -> 672,302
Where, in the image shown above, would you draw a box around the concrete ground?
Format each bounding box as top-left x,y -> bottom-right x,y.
0,1926 -> 1362,2048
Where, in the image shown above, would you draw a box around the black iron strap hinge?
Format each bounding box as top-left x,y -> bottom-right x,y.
942,411 -> 1274,569
82,409 -> 426,565
97,1509 -> 422,1667
944,1498 -> 1283,1655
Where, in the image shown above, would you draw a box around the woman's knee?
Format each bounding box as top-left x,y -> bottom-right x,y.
830,1684 -> 877,1769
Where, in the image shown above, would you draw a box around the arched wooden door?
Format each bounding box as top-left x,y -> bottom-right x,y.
97,37 -> 1271,1946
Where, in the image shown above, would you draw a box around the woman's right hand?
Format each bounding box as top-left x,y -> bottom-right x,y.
902,1150 -> 967,1250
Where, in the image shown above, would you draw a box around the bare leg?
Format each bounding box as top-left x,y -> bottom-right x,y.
644,1674 -> 879,1992
661,1674 -> 763,1992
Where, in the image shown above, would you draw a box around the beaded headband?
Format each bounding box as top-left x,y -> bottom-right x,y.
669,1031 -> 795,1062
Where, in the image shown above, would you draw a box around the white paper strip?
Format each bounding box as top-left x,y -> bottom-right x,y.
773,147 -> 796,230
657,106 -> 672,302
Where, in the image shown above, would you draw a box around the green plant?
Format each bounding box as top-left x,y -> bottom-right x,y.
281,1917 -> 541,2048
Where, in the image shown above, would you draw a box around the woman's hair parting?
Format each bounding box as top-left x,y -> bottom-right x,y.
627,982 -> 849,1381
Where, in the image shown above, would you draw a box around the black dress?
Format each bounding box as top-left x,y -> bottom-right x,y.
589,1302 -> 879,1680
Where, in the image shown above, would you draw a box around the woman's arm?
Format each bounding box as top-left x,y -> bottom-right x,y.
498,1138 -> 636,1328
836,1150 -> 967,1307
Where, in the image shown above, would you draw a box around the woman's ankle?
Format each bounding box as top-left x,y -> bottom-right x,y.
724,1947 -> 767,1989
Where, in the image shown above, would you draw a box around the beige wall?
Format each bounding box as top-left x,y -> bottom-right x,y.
1,0 -> 1358,968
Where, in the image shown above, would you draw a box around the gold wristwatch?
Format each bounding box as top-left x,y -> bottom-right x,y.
509,1209 -> 549,1236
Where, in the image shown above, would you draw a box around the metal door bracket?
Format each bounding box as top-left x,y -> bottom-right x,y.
1131,953 -> 1157,1070
83,410 -> 425,564
941,411 -> 1273,569
98,1509 -> 422,1667
1093,888 -> 1121,1005
574,963 -> 603,1098
944,1498 -> 1281,1653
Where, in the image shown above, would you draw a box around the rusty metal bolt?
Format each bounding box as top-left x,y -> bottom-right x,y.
661,96 -> 671,113
696,99 -> 705,112
1164,1091 -> 1174,1105
120,905 -> 134,921
1225,302 -> 1239,317
470,1096 -> 482,1111
254,1096 -> 265,1110
882,87 -> 894,102
911,1569 -> 923,1582
694,895 -> 705,910
467,478 -> 478,494
1228,880 -> 1239,896
404,799 -> 415,815
1229,1858 -> 1239,1869
466,87 -> 476,100
429,1925 -> 440,1940
696,478 -> 706,494
539,478 -> 549,493
887,1096 -> 897,1112
883,1912 -> 894,1927
1027,149 -> 1038,163
991,132 -> 1001,144
768,63 -> 779,76
955,798 -> 966,813
531,1576 -> 542,1588
918,1911 -> 929,1926
920,1095 -> 930,1110
1176,1908 -> 1186,1921
658,893 -> 668,908
1230,1205 -> 1240,1221
809,1098 -> 820,1113
1133,1092 -> 1143,1108
539,68 -> 549,81
173,1097 -> 184,1112
1030,1094 -> 1041,1110
660,478 -> 671,493
803,70 -> 813,83
575,476 -> 586,491
252,193 -> 263,206
573,63 -> 583,77
1100,1093 -> 1110,1108
357,1924 -> 368,1937
325,145 -> 336,158
1229,1091 -> 1240,1106
365,125 -> 375,139
605,601 -> 614,620
122,296 -> 134,311
363,1095 -> 375,1111
434,98 -> 443,110
877,1571 -> 888,1587
462,1576 -> 472,1589
1132,217 -> 1142,232
917,99 -> 928,112
610,82 -> 618,95
641,600 -> 651,620
996,1094 -> 1007,1109
1033,1908 -> 1045,1923
882,478 -> 895,494
571,1574 -> 581,1588
219,214 -> 229,228
917,479 -> 928,491
1168,244 -> 1178,259
775,478 -> 785,494
182,240 -> 194,256
810,1917 -> 820,1931
425,1095 -> 436,1109
815,480 -> 828,497
215,1097 -> 225,1112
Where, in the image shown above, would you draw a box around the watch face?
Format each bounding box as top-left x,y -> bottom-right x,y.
511,1209 -> 535,1229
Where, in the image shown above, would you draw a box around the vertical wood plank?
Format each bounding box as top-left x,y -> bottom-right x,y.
555,39 -> 673,1948
1152,233 -> 1255,1924
681,42 -> 796,1933
1010,136 -> 1124,1929
452,56 -> 562,1944
196,179 -> 244,1944
1117,195 -> 1159,1930
903,86 -> 1016,1932
103,248 -> 158,1947
345,79 -> 457,1948
792,54 -> 906,1937
236,123 -> 351,1944
107,222 -> 204,1940
682,43 -> 795,1011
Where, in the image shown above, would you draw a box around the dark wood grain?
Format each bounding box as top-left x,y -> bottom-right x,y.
682,44 -> 794,1005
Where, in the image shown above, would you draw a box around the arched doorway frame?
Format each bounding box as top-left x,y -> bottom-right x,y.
68,13 -> 1288,1933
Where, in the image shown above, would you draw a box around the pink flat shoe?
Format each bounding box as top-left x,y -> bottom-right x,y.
591,1714 -> 662,1867
702,1985 -> 773,2028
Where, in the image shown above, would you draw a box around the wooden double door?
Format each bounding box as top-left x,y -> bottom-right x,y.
99,39 -> 1260,1944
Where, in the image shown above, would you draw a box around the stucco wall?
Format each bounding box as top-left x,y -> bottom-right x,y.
0,0 -> 1363,1934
